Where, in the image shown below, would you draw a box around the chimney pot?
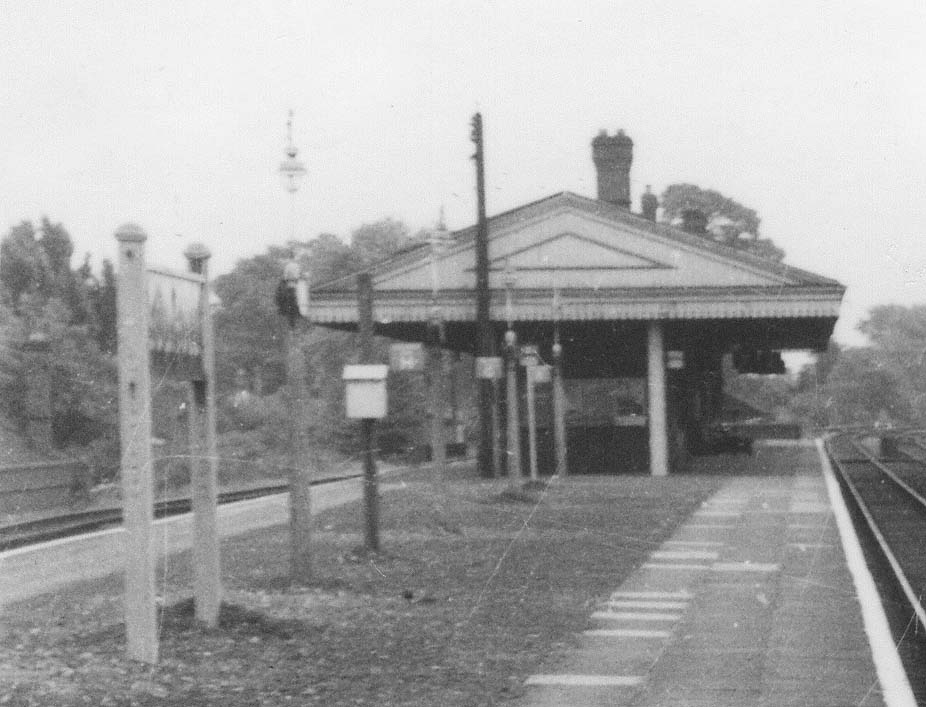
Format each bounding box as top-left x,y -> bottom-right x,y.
591,129 -> 633,209
641,185 -> 658,221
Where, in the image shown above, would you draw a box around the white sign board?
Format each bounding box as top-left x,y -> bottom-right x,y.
475,356 -> 504,379
531,364 -> 552,384
389,343 -> 425,372
343,364 -> 389,419
519,345 -> 540,367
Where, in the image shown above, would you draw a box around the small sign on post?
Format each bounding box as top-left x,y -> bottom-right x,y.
475,356 -> 503,379
519,345 -> 540,368
531,364 -> 552,384
389,343 -> 425,372
343,365 -> 389,419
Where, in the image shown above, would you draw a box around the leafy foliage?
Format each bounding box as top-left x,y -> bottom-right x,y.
784,306 -> 926,429
213,219 -> 435,462
0,219 -> 118,470
660,183 -> 784,261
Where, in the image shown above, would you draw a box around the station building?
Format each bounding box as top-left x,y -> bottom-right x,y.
309,130 -> 844,475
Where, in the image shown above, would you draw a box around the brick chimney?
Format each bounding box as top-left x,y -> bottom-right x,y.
591,129 -> 633,209
641,185 -> 658,221
681,208 -> 708,235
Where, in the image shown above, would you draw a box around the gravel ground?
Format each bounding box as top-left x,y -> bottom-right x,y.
1,467 -> 728,706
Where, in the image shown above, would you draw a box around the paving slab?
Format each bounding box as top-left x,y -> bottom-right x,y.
518,442 -> 910,707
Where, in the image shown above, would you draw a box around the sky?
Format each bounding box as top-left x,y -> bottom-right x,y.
2,1 -> 925,347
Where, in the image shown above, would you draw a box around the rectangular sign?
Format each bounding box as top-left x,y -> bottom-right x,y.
147,267 -> 203,379
389,343 -> 425,372
531,364 -> 552,384
475,356 -> 503,379
519,344 -> 539,367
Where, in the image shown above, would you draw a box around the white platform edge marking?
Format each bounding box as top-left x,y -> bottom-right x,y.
525,674 -> 644,687
663,540 -> 724,547
653,550 -> 719,561
610,590 -> 693,600
815,438 -> 916,707
642,562 -> 709,571
591,610 -> 681,621
584,629 -> 671,638
608,600 -> 688,610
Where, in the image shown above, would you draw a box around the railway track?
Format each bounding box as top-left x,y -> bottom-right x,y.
825,433 -> 926,632
0,473 -> 362,552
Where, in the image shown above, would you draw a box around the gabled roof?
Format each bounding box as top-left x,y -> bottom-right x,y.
310,191 -> 844,325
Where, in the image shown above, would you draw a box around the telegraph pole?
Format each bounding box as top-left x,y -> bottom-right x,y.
471,112 -> 495,478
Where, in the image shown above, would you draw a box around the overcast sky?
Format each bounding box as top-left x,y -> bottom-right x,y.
3,1 -> 924,346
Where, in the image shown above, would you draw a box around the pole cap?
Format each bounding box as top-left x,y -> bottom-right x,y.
183,242 -> 212,262
114,223 -> 147,243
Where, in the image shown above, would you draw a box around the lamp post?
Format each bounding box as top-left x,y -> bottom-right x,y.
504,259 -> 521,487
275,111 -> 312,581
279,110 -> 307,241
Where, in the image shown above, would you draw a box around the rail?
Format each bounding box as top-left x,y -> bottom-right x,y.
0,473 -> 363,552
825,433 -> 926,631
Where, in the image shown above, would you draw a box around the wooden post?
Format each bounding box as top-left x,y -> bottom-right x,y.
552,341 -> 568,476
357,273 -> 379,552
285,320 -> 313,581
647,321 -> 669,477
114,223 -> 158,664
471,112 -> 495,478
429,323 -> 446,475
504,331 -> 521,487
184,244 -> 221,625
526,364 -> 539,481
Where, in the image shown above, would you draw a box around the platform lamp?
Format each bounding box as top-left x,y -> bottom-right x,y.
504,259 -> 522,486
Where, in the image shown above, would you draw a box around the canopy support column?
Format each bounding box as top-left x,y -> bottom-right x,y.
647,321 -> 669,477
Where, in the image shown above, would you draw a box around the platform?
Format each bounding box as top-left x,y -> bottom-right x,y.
518,440 -> 915,707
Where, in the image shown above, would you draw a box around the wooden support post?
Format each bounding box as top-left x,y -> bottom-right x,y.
184,244 -> 221,626
114,223 -> 158,664
471,112 -> 495,478
504,331 -> 521,487
357,273 -> 379,552
552,341 -> 568,476
491,379 -> 501,476
647,321 -> 669,477
526,364 -> 539,481
285,320 -> 313,581
429,325 -> 446,475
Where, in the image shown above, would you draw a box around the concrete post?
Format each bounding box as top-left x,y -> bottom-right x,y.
114,223 -> 158,663
184,244 -> 221,626
647,321 -> 669,477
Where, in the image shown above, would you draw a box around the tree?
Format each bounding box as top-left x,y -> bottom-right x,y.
350,218 -> 413,267
660,183 -> 784,261
0,221 -> 46,305
213,220 -> 430,459
0,219 -> 119,470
